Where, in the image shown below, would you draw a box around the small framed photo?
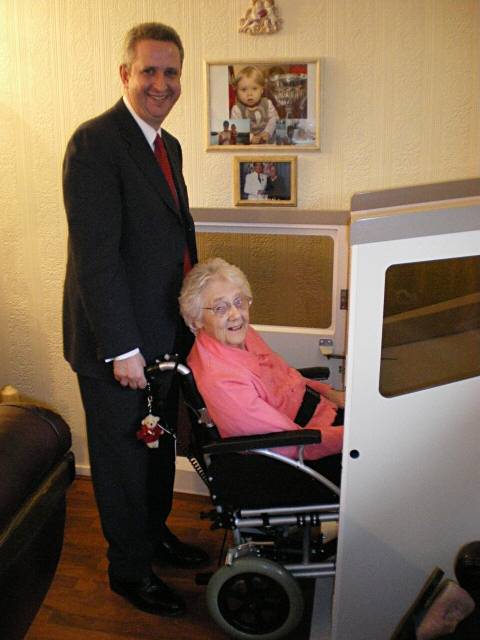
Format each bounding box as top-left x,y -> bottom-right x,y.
206,59 -> 320,150
233,156 -> 297,207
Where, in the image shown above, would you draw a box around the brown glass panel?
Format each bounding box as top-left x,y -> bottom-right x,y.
380,255 -> 480,397
197,232 -> 334,328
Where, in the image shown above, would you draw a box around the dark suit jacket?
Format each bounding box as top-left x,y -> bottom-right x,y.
62,99 -> 197,379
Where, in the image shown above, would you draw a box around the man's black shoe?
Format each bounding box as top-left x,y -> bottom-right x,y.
155,536 -> 210,569
109,571 -> 186,616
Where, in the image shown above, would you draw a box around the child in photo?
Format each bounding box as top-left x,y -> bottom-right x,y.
218,120 -> 232,145
230,65 -> 279,144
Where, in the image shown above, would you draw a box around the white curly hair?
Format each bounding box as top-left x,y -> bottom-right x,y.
179,258 -> 252,333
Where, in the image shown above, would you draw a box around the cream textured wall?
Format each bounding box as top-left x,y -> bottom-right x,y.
1,0 -> 479,470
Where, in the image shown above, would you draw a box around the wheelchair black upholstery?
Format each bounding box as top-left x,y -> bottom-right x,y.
146,357 -> 340,509
206,445 -> 339,510
146,355 -> 341,640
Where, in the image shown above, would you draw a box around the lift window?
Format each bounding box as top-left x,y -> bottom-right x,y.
197,232 -> 334,328
379,255 -> 480,397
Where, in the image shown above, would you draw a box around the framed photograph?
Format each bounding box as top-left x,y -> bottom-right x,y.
233,156 -> 297,207
206,59 -> 320,150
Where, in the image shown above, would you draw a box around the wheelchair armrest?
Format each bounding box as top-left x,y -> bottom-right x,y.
297,366 -> 330,380
202,429 -> 321,455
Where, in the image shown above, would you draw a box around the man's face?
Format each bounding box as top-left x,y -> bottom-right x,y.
254,163 -> 264,174
120,39 -> 181,129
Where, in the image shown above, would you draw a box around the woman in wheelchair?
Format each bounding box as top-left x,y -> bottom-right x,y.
179,257 -> 344,486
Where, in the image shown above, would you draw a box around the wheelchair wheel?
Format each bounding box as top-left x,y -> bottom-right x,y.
206,556 -> 304,640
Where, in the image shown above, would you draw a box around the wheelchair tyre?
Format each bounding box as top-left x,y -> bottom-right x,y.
206,557 -> 304,640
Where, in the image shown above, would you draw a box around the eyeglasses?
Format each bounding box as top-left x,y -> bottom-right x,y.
202,295 -> 252,317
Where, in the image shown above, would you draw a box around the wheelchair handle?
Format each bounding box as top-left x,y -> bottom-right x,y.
145,357 -> 206,412
145,359 -> 190,378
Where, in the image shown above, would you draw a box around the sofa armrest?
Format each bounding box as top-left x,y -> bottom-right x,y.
0,402 -> 75,640
0,404 -> 72,530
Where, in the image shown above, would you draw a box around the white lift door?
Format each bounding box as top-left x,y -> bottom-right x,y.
331,199 -> 480,639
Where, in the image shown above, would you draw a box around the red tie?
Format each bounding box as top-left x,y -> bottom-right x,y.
153,134 -> 191,275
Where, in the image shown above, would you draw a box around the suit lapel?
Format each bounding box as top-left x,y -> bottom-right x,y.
113,101 -> 182,220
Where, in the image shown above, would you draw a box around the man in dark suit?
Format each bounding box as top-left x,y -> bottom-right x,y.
62,23 -> 207,617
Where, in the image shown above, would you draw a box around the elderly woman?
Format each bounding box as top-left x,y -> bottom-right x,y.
179,258 -> 344,484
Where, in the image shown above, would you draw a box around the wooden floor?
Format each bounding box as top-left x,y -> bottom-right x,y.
26,477 -> 313,640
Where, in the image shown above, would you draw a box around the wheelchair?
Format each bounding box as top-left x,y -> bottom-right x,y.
146,356 -> 341,640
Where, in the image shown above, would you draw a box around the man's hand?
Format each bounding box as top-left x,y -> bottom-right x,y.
113,352 -> 147,390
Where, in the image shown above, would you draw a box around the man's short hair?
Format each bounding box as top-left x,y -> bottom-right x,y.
122,22 -> 184,68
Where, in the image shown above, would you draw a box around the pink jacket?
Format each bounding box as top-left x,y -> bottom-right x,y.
187,327 -> 343,460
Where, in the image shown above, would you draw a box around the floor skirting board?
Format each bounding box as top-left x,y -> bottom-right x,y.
75,456 -> 209,496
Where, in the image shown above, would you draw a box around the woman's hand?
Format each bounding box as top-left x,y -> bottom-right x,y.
326,388 -> 345,408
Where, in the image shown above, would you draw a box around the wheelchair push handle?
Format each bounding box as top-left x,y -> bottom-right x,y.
144,355 -> 206,411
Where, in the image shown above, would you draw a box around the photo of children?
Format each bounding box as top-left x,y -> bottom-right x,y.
230,65 -> 279,144
207,60 -> 319,149
218,120 -> 232,145
209,119 -> 249,146
218,121 -> 239,145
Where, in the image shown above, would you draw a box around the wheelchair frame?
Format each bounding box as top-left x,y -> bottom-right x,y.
146,356 -> 341,640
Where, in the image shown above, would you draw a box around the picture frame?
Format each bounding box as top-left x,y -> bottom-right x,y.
233,156 -> 297,207
206,59 -> 320,150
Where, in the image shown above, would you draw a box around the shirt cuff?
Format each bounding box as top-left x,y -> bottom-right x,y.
105,348 -> 140,363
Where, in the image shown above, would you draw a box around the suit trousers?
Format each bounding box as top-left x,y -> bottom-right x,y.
78,372 -> 179,581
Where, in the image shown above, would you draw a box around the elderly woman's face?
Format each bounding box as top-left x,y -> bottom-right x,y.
198,277 -> 250,349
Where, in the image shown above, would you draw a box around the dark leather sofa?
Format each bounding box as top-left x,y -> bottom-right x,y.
0,403 -> 75,639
